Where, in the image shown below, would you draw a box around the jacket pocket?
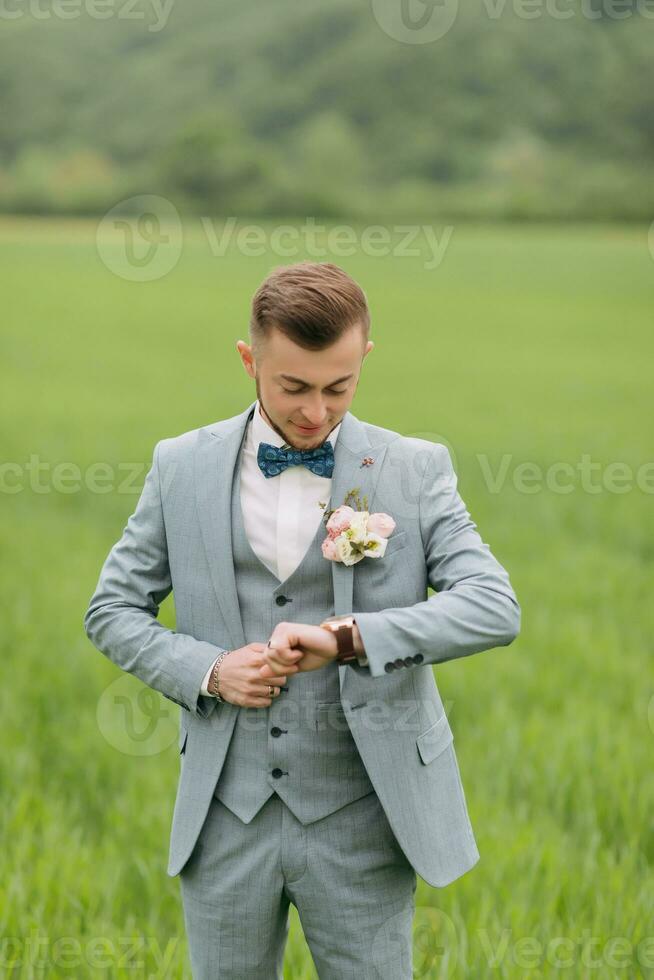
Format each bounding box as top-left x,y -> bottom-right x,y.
416,713 -> 453,765
377,529 -> 407,559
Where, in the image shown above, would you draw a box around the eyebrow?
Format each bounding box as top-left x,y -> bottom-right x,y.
277,373 -> 354,388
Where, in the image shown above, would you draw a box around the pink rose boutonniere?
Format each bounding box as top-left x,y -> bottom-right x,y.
320,488 -> 396,567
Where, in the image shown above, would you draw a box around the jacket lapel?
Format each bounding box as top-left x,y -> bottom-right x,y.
194,401 -> 254,656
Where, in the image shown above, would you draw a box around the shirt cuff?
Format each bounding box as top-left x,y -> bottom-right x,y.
201,658 -> 218,697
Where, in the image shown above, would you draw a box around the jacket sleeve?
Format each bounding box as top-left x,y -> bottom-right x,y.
353,443 -> 521,678
83,440 -> 228,717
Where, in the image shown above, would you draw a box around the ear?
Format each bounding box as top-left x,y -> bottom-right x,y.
237,340 -> 256,378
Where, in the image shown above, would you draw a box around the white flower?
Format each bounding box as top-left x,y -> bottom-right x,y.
345,510 -> 369,544
362,532 -> 388,559
334,534 -> 365,566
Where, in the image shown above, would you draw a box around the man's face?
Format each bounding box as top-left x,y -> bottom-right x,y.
237,324 -> 374,450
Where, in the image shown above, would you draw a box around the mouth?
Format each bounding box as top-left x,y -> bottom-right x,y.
294,422 -> 324,433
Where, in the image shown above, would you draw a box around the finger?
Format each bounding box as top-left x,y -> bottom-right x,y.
267,643 -> 302,664
246,696 -> 273,708
259,657 -> 278,677
267,634 -> 302,657
266,648 -> 301,667
261,658 -> 298,675
262,649 -> 300,673
260,658 -> 289,677
260,673 -> 288,686
258,685 -> 279,698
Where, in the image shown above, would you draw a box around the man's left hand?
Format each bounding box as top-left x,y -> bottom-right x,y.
259,622 -> 338,678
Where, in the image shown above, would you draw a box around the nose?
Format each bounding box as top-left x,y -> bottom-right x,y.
299,397 -> 329,427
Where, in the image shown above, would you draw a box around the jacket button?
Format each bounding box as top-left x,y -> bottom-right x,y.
393,658 -> 405,668
271,727 -> 282,737
413,653 -> 424,664
275,595 -> 289,606
384,662 -> 395,673
271,767 -> 284,778
403,657 -> 414,667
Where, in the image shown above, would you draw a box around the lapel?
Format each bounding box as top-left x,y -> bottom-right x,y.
194,399 -> 391,704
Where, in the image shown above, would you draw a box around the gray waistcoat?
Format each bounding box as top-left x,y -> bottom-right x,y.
213,439 -> 374,824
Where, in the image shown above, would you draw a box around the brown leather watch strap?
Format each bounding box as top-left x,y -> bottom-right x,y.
321,616 -> 358,664
333,623 -> 358,663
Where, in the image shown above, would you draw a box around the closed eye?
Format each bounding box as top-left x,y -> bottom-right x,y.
283,387 -> 347,396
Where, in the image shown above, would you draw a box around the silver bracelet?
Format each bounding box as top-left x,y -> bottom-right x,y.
209,650 -> 232,702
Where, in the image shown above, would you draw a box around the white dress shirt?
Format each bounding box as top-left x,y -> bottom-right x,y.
200,400 -> 357,696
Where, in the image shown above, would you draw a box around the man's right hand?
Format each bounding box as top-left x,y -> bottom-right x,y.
213,642 -> 299,708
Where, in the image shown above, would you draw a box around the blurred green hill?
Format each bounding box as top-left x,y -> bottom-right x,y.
1,0 -> 652,219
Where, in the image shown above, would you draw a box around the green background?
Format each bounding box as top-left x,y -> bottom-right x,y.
1,216 -> 653,977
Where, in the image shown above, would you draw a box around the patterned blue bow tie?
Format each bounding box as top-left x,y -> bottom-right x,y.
257,441 -> 335,478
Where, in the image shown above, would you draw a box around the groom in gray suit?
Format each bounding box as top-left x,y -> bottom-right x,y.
84,261 -> 520,979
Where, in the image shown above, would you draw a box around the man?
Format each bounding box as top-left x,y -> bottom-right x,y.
83,261 -> 520,979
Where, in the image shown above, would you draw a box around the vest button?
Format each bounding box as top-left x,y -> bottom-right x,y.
270,727 -> 282,737
271,767 -> 284,778
275,595 -> 289,606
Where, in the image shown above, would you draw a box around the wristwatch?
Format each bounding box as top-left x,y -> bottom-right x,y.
320,615 -> 369,668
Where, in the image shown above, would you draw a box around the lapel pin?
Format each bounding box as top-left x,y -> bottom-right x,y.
361,456 -> 375,467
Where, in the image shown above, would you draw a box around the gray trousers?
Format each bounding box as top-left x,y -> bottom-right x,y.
179,788 -> 418,979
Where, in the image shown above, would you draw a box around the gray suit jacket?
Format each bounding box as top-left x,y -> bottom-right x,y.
83,399 -> 520,887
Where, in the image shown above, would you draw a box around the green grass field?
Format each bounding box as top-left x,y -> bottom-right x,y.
1,216 -> 653,978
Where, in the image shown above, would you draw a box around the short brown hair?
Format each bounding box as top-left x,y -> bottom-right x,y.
250,261 -> 370,355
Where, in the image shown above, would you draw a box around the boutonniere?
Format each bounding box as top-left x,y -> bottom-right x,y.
319,488 -> 396,566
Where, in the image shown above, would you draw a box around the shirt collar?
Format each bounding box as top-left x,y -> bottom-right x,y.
251,399 -> 342,451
